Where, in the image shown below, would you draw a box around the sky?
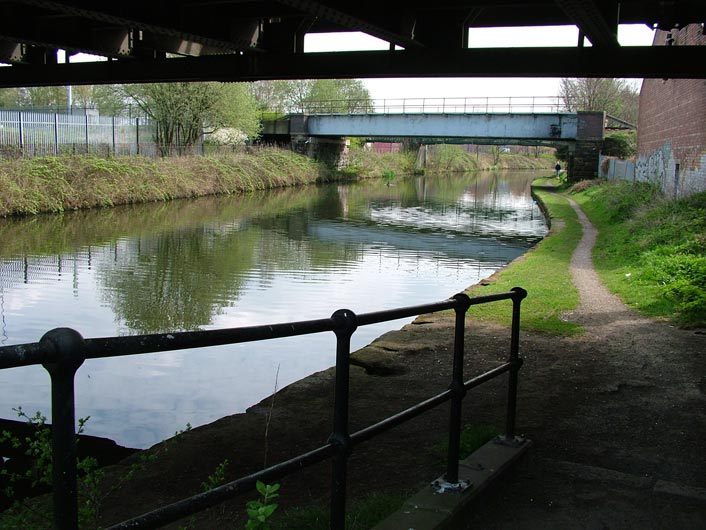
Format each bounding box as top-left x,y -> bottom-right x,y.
304,24 -> 656,101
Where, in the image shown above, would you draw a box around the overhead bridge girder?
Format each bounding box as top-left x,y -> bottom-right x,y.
302,113 -> 579,141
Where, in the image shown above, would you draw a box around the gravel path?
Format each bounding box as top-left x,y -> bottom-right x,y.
464,197 -> 706,529
564,197 -> 640,329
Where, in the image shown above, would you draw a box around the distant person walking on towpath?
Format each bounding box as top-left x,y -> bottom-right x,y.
555,162 -> 562,176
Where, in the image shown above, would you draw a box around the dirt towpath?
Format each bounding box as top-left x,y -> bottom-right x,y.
462,198 -> 706,529
97,196 -> 706,529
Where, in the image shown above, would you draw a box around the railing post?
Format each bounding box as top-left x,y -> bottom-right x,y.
446,293 -> 471,483
329,309 -> 357,530
41,327 -> 86,530
18,110 -> 24,152
504,287 -> 527,440
54,113 -> 59,155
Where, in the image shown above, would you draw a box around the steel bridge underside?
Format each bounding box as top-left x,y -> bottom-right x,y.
299,113 -> 580,147
0,1 -> 705,87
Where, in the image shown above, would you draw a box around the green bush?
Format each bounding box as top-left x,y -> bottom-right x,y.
602,131 -> 637,159
641,244 -> 706,325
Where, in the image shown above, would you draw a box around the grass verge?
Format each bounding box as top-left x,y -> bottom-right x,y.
433,423 -> 501,462
0,149 -> 325,217
572,180 -> 706,328
466,179 -> 582,335
272,492 -> 407,530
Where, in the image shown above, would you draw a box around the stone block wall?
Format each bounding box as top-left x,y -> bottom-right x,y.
291,135 -> 349,169
637,24 -> 706,197
568,111 -> 605,181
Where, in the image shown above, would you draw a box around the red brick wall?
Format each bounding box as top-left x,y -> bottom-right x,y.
637,24 -> 706,196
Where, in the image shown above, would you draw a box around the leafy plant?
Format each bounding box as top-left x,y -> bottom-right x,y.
201,459 -> 230,492
602,131 -> 637,159
246,481 -> 280,530
0,407 -> 100,530
0,408 -> 194,530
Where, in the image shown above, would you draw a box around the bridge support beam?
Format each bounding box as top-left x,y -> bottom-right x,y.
568,111 -> 605,181
288,115 -> 350,169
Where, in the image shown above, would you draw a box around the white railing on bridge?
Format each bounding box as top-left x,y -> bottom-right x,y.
291,96 -> 569,115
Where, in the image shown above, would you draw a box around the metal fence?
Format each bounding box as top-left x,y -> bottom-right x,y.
0,288 -> 527,530
0,110 -> 156,158
290,96 -> 569,115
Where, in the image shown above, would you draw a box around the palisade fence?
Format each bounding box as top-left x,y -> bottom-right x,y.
0,110 -> 160,158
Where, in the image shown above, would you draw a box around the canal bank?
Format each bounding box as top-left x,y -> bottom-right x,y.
46,182 -> 704,529
0,148 -> 554,218
0,170 -> 548,450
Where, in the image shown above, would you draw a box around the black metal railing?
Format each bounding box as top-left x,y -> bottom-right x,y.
0,287 -> 527,530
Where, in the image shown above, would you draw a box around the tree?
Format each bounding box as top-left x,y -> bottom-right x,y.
0,85 -> 122,112
0,88 -> 20,107
602,131 -> 637,158
92,85 -> 134,116
124,82 -> 260,155
251,79 -> 372,114
559,78 -> 639,124
213,83 -> 262,139
13,86 -> 67,108
250,80 -> 311,114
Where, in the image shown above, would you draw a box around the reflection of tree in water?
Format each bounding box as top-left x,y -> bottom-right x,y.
98,227 -> 261,334
0,171 -> 546,336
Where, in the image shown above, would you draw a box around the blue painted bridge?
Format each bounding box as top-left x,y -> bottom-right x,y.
263,109 -> 606,180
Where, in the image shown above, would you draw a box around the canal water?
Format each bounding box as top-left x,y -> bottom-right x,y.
0,170 -> 547,448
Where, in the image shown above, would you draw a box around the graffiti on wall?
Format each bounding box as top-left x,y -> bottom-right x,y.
636,143 -> 669,185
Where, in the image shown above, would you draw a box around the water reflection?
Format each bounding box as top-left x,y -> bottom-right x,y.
0,171 -> 546,447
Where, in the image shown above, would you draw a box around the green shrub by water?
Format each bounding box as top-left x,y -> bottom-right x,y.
574,181 -> 706,328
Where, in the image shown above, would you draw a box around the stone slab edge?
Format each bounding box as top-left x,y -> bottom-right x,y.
371,437 -> 532,530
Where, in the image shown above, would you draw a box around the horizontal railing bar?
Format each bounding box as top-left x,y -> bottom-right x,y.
1,292 -> 518,368
0,317 -> 337,368
464,362 -> 512,390
351,388 -> 453,445
467,291 -> 518,306
106,442 -> 337,530
351,362 -> 512,446
82,317 -> 338,360
356,298 -> 457,326
0,341 -> 54,369
108,360 -> 514,529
